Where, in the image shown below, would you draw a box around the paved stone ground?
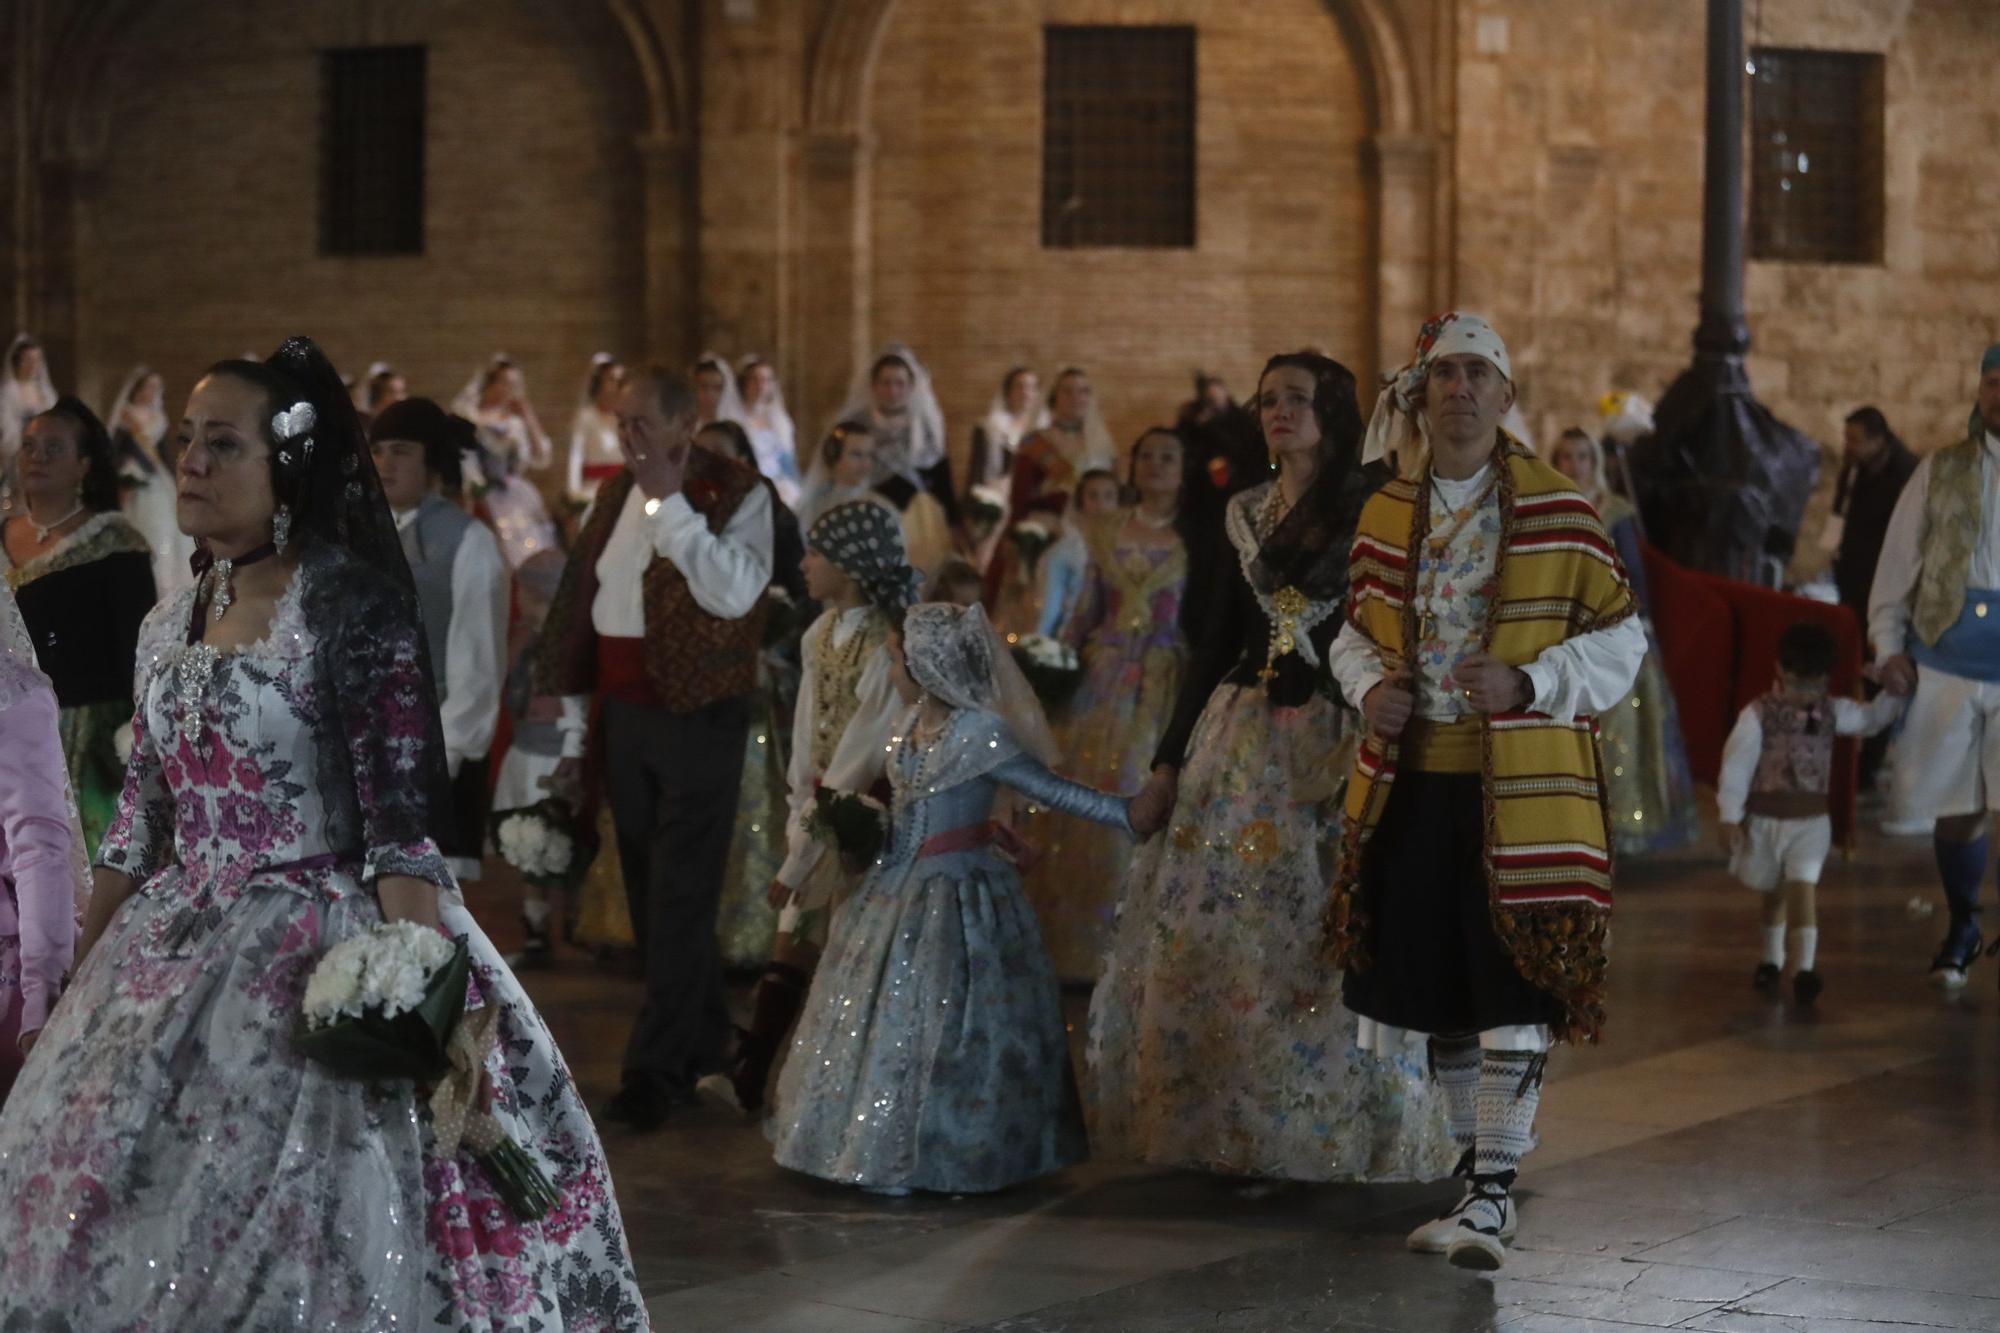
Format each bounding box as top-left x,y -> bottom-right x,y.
492,813 -> 2000,1332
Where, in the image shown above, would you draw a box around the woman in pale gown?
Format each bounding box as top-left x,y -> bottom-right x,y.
1088,352 -> 1454,1184
108,366 -> 194,599
566,352 -> 626,509
738,355 -> 803,508
0,336 -> 647,1329
965,367 -> 1047,571
456,354 -> 559,569
829,345 -> 954,576
0,335 -> 57,509
1549,428 -> 1697,854
1018,427 -> 1191,983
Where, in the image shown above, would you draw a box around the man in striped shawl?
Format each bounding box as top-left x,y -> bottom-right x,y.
1326,313 -> 1646,1271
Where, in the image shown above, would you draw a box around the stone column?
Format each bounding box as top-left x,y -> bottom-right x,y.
637,132 -> 697,367
1367,132 -> 1440,382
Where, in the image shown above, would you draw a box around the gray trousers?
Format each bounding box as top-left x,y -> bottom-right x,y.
602,692 -> 750,1091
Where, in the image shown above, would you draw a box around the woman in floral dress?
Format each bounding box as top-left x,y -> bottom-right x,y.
0,338 -> 647,1330
1088,352 -> 1455,1184
1019,426 -> 1191,983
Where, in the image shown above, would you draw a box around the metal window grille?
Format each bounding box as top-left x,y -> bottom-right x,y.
1042,25 -> 1196,249
319,46 -> 426,257
1749,47 -> 1883,265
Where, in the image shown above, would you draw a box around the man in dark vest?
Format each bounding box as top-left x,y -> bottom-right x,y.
370,398 -> 509,885
537,365 -> 775,1131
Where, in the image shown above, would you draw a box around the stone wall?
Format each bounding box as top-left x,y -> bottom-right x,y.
69,0 -> 651,423
1449,0 -> 2000,462
861,0 -> 1374,460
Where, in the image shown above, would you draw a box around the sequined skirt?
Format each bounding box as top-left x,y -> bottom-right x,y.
768,846 -> 1086,1193
1086,684 -> 1456,1183
0,870 -> 649,1330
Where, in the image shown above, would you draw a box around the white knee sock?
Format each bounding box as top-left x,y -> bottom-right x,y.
1789,926 -> 1818,972
1761,926 -> 1786,966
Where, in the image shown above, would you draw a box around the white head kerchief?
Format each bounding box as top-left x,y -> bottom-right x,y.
1362,312 -> 1514,472
835,343 -> 948,479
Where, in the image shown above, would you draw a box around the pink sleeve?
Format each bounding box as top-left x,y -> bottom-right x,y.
0,679 -> 79,1036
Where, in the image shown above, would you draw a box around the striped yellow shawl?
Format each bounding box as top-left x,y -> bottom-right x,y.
1326,442 -> 1637,1040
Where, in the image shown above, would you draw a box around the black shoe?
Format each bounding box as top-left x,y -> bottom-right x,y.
1792,969 -> 1823,1005
1930,919 -> 1984,990
1752,962 -> 1781,989
599,1081 -> 669,1133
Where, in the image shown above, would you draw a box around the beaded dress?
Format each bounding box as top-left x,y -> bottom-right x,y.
0,545 -> 647,1330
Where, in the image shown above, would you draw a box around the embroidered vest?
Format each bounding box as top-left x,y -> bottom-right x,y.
1747,691 -> 1833,817
400,494 -> 474,699
535,451 -> 772,715
1912,434 -> 1987,648
1329,441 -> 1638,1041
809,609 -> 889,773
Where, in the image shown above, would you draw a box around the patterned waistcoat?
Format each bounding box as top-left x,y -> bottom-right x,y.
536,452 -> 772,715
1750,692 -> 1833,801
1912,434 -> 1986,648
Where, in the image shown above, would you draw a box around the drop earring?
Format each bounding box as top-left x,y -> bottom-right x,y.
273,503 -> 293,551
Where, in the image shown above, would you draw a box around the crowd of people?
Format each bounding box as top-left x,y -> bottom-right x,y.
0,311 -> 1990,1326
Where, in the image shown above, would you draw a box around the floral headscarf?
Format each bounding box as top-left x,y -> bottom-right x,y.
1362,311 -> 1514,471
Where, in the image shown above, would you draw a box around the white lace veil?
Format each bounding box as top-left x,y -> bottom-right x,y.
0,583 -> 93,917
902,601 -> 1060,767
1,333 -> 58,459
693,351 -> 749,427
979,372 -> 1051,475
576,351 -> 619,411
106,365 -> 168,452
834,342 -> 947,479
737,354 -> 793,435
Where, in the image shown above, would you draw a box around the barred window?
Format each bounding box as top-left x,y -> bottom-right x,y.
1042,26 -> 1196,249
319,46 -> 426,257
1749,48 -> 1884,265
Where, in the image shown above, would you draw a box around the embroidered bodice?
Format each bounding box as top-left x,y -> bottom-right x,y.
1750,692 -> 1834,798
881,709 -> 1130,867
809,607 -> 889,773
99,545 -> 452,911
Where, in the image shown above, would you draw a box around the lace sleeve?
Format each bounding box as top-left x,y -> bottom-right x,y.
96,691 -> 173,882
323,561 -> 453,890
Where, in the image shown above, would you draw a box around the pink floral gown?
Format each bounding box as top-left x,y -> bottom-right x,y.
0,545 -> 648,1330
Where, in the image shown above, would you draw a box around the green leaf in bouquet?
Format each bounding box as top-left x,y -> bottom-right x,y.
295,938 -> 471,1083
808,789 -> 889,867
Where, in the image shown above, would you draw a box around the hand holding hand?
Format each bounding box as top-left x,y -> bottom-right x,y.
1362,669 -> 1415,740
765,877 -> 791,909
1875,654 -> 1917,698
1457,652 -> 1533,715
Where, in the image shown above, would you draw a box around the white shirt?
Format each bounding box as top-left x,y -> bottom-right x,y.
775,606 -> 900,889
567,405 -> 623,502
1866,432 -> 2000,661
556,480 -> 775,754
1715,692 -> 1903,823
394,506 -> 509,776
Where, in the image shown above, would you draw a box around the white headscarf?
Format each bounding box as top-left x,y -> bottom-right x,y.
106,365 -> 168,456
902,601 -> 1060,767
1,334 -> 57,461
737,353 -> 800,503
1041,369 -> 1117,476
0,583 -> 92,919
576,352 -> 620,411
693,352 -> 749,428
455,352 -> 552,474
834,343 -> 947,481
1362,312 -> 1514,474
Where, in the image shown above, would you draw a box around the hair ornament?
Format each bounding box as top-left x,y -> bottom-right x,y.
272,401 -> 316,443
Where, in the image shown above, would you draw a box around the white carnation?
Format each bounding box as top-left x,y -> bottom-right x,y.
301,921 -> 458,1028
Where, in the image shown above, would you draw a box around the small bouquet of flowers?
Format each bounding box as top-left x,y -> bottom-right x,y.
491,797 -> 591,893
1012,633 -> 1084,710
965,485 -> 1007,540
806,788 -> 890,874
298,921 -> 560,1220
1007,519 -> 1057,575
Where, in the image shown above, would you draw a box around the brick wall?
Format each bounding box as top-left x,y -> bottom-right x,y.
72,0 -> 648,434
863,0 -> 1372,466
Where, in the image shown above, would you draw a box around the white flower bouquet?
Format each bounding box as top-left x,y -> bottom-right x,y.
1008,518 -> 1057,574
1011,632 -> 1084,709
297,921 -> 560,1220
492,797 -> 588,892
